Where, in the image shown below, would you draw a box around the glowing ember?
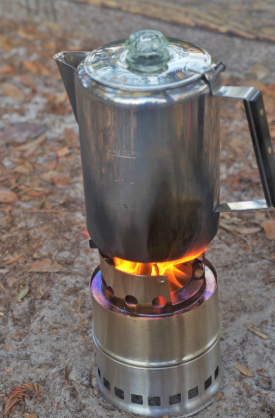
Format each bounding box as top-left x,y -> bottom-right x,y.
113,249 -> 205,291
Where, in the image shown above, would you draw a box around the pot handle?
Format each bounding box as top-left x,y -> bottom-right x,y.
213,86 -> 275,212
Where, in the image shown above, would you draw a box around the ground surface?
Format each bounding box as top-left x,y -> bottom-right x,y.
0,2 -> 275,418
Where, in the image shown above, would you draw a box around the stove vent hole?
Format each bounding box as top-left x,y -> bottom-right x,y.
103,378 -> 110,391
114,387 -> 124,399
215,366 -> 219,379
125,295 -> 138,307
131,394 -> 143,404
188,386 -> 198,399
152,296 -> 166,308
204,376 -> 212,390
169,393 -> 181,405
98,368 -> 101,378
148,396 -> 161,406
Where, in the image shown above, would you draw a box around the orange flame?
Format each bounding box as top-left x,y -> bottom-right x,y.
113,248 -> 205,290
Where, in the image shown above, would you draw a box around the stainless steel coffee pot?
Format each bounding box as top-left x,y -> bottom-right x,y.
55,30 -> 275,263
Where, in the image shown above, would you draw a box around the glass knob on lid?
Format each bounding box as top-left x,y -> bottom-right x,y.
125,30 -> 170,73
83,31 -> 213,90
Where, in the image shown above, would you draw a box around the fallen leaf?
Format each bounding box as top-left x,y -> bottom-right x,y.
25,414 -> 38,418
216,393 -> 223,401
0,36 -> 12,51
19,74 -> 37,90
261,220 -> 275,240
0,283 -> 13,301
57,146 -> 70,158
42,41 -> 56,51
4,254 -> 24,265
10,332 -> 22,342
233,227 -> 262,235
23,61 -> 40,75
236,365 -> 253,377
5,382 -> 43,415
16,132 -> 47,151
247,64 -> 270,81
0,190 -> 18,203
55,91 -> 68,103
1,123 -> 47,145
220,221 -> 235,232
36,61 -> 51,77
27,190 -> 42,197
0,65 -> 14,75
40,170 -> 58,182
2,82 -> 24,101
246,323 -> 269,339
29,258 -> 62,272
232,381 -> 239,388
44,160 -> 57,172
16,284 -> 29,302
18,29 -> 36,41
63,127 -> 79,142
14,164 -> 31,174
53,174 -> 71,187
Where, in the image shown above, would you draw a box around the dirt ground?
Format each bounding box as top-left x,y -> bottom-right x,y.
0,2 -> 275,417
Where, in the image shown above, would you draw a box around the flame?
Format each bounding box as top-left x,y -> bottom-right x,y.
113,248 -> 205,290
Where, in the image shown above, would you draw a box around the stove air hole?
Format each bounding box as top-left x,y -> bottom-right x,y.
152,296 -> 166,308
169,393 -> 181,405
125,295 -> 138,307
188,386 -> 198,399
98,368 -> 101,378
103,378 -> 110,391
194,268 -> 204,278
114,387 -> 124,399
131,394 -> 143,404
204,376 -> 212,390
215,366 -> 219,379
148,396 -> 161,406
107,286 -> 114,297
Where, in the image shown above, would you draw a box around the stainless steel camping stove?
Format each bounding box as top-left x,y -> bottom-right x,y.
90,252 -> 222,417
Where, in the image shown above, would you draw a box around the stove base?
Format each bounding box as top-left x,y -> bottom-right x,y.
95,335 -> 222,417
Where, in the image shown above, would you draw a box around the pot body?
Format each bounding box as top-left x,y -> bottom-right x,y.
75,62 -> 220,262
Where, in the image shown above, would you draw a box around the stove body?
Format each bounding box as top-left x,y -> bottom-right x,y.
90,253 -> 222,417
55,29 -> 275,417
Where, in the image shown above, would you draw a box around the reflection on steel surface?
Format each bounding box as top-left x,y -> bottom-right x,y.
215,199 -> 268,212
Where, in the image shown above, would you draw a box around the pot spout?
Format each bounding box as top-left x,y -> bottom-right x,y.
54,51 -> 89,122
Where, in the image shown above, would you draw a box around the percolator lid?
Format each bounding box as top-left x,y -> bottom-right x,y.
83,30 -> 213,91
